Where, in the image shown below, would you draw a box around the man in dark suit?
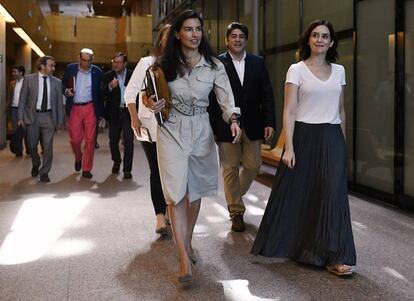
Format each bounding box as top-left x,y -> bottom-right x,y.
17,56 -> 64,182
62,48 -> 103,179
7,65 -> 29,157
209,22 -> 275,232
101,52 -> 135,179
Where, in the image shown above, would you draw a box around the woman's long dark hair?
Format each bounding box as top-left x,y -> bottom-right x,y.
298,19 -> 339,63
158,10 -> 217,81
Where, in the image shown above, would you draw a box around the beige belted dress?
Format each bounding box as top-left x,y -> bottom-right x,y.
157,56 -> 240,205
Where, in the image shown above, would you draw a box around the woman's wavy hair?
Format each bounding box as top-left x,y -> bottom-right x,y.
298,19 -> 339,63
158,9 -> 217,81
153,24 -> 171,57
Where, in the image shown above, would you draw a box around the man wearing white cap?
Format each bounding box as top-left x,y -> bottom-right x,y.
62,48 -> 103,178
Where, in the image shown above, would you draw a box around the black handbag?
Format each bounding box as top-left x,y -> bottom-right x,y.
9,125 -> 24,154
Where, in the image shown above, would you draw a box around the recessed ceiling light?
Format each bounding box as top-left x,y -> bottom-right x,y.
13,27 -> 45,57
100,1 -> 103,4
0,4 -> 16,22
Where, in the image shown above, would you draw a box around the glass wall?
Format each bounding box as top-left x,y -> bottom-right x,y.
202,0 -> 219,52
405,0 -> 414,196
266,50 -> 297,138
217,0 -> 239,53
265,0 -> 299,48
356,0 -> 394,193
337,38 -> 354,179
303,0 -> 353,31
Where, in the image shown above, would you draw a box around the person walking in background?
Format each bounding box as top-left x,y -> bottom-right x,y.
101,52 -> 135,179
17,56 -> 64,182
209,22 -> 275,232
251,20 -> 357,276
125,24 -> 171,236
144,10 -> 241,284
63,48 -> 103,179
7,65 -> 30,157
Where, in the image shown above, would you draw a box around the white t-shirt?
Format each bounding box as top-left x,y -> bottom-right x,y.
285,60 -> 345,124
124,56 -> 158,141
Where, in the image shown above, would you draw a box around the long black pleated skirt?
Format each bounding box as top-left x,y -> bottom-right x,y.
251,122 -> 356,267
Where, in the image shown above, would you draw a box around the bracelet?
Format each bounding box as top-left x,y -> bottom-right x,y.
231,119 -> 240,126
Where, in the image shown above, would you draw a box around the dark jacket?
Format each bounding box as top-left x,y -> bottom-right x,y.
62,63 -> 103,118
100,69 -> 136,124
209,52 -> 275,142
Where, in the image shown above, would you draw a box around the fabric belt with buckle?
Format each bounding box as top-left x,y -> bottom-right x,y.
73,101 -> 92,106
173,103 -> 207,116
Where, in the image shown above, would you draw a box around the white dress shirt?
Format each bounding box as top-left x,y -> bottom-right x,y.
12,78 -> 24,107
36,72 -> 51,110
229,51 -> 247,86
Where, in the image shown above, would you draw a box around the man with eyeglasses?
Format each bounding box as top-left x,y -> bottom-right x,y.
101,52 -> 135,179
62,48 -> 103,179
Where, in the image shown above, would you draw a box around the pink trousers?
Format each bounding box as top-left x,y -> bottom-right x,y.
67,103 -> 97,172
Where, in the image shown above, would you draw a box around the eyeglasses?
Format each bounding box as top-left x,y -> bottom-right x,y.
311,32 -> 331,40
80,58 -> 92,63
111,60 -> 125,64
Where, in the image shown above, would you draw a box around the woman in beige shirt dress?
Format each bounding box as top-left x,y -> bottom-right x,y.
146,10 -> 241,283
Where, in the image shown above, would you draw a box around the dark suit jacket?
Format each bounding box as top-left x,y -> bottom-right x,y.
7,80 -> 16,107
62,63 -> 103,118
101,69 -> 136,124
209,52 -> 275,142
17,73 -> 64,126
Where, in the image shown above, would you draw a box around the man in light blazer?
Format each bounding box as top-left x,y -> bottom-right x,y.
18,56 -> 64,182
209,22 -> 275,232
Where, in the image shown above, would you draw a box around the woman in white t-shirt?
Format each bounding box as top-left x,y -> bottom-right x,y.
124,24 -> 171,237
252,20 -> 356,277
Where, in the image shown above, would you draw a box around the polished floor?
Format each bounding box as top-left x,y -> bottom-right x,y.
0,130 -> 413,301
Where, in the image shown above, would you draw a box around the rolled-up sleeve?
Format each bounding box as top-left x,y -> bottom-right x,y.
125,56 -> 153,105
213,60 -> 241,123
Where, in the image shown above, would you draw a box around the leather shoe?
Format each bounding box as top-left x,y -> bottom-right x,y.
39,173 -> 50,183
75,161 -> 82,172
82,171 -> 93,179
112,162 -> 121,174
123,171 -> 132,179
178,273 -> 193,283
155,226 -> 168,236
31,166 -> 39,177
231,215 -> 245,232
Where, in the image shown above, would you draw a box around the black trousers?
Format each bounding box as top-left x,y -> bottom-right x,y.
108,109 -> 134,172
141,141 -> 166,215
